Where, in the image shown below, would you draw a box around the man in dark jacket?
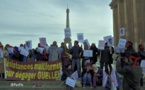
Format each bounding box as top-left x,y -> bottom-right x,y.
116,52 -> 142,90
69,41 -> 83,76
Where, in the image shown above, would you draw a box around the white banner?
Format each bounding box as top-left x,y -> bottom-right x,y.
98,40 -> 105,50
77,33 -> 84,43
25,40 -> 32,50
118,39 -> 127,48
120,28 -> 125,36
20,48 -> 29,57
0,49 -> 3,58
83,50 -> 92,57
65,77 -> 76,88
64,28 -> 71,38
39,37 -> 47,47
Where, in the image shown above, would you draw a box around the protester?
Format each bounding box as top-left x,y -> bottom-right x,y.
12,46 -> 21,61
124,41 -> 135,58
0,43 -> 4,79
81,45 -> 91,70
48,41 -> 61,61
69,41 -> 83,76
138,44 -> 145,87
100,43 -> 112,74
92,64 -> 103,89
116,52 -> 142,90
82,63 -> 93,88
90,43 -> 99,64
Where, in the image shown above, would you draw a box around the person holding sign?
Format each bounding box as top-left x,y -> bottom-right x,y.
69,41 -> 83,76
90,43 -> 99,64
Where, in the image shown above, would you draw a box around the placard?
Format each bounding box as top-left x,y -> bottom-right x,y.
118,39 -> 127,48
64,28 -> 71,38
108,37 -> 114,46
77,33 -> 84,43
0,49 -> 3,58
104,35 -> 112,42
39,38 -> 47,47
116,47 -> 125,53
83,39 -> 90,47
7,48 -> 14,54
120,28 -> 125,36
37,47 -> 44,54
83,50 -> 92,57
65,77 -> 76,88
25,40 -> 32,50
71,71 -> 78,80
98,40 -> 105,50
20,48 -> 29,57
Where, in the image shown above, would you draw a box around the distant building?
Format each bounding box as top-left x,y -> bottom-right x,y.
110,0 -> 145,49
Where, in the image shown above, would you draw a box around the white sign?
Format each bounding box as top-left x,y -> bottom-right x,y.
83,50 -> 92,57
140,60 -> 145,67
39,37 -> 47,47
20,48 -> 29,57
102,71 -> 108,87
64,28 -> 71,38
83,39 -> 90,47
71,71 -> 78,80
65,77 -> 76,88
120,28 -> 125,36
108,37 -> 114,46
104,35 -> 112,42
77,33 -> 84,43
118,39 -> 127,48
25,40 -> 32,50
98,40 -> 105,50
7,47 -> 14,54
37,47 -> 44,54
116,47 -> 125,53
0,49 -> 3,58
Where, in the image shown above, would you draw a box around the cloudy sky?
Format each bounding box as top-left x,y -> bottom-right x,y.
0,0 -> 113,48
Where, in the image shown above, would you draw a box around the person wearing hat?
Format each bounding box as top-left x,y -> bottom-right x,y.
116,52 -> 142,90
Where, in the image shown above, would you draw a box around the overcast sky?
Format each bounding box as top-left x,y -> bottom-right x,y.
0,0 -> 113,48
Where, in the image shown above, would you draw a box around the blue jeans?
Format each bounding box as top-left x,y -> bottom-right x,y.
83,73 -> 92,85
72,59 -> 80,75
22,56 -> 27,62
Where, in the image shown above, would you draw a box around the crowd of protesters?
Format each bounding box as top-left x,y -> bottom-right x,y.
0,40 -> 144,90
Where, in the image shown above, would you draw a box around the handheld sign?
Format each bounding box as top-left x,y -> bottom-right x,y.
83,50 -> 93,57
77,33 -> 84,43
37,47 -> 44,54
25,40 -> 32,50
98,40 -> 105,50
104,35 -> 112,42
118,39 -> 127,48
120,28 -> 125,36
65,77 -> 76,88
0,49 -> 3,58
108,37 -> 114,46
83,39 -> 90,47
71,71 -> 78,80
20,48 -> 29,57
7,47 -> 14,54
39,37 -> 47,47
64,28 -> 71,38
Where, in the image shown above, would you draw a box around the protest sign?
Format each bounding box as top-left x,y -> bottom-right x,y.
77,33 -> 84,43
71,71 -> 78,80
98,40 -> 105,50
108,37 -> 114,46
39,38 -> 47,47
104,35 -> 112,42
4,59 -> 61,81
0,49 -> 3,58
116,47 -> 125,53
7,48 -> 14,54
118,39 -> 127,48
64,28 -> 71,38
20,48 -> 29,57
83,50 -> 92,57
37,47 -> 44,54
102,71 -> 108,87
120,28 -> 125,36
83,39 -> 90,47
65,77 -> 76,88
25,40 -> 32,50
